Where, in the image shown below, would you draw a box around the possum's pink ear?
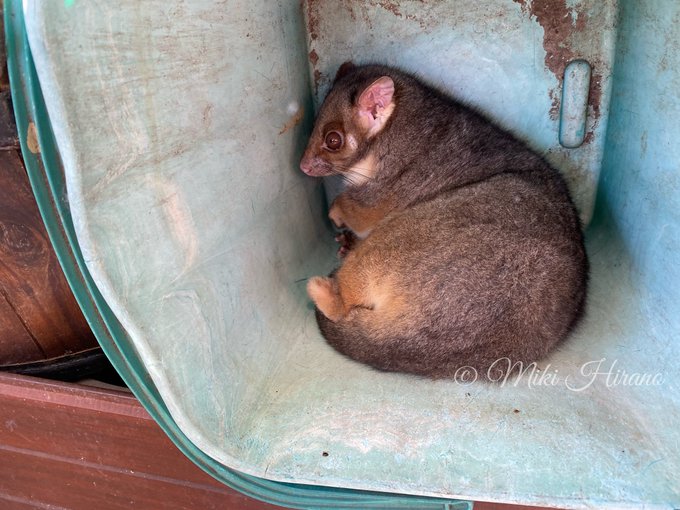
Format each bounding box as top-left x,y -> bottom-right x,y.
356,76 -> 395,137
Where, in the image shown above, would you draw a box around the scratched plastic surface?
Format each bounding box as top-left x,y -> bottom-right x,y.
23,0 -> 679,508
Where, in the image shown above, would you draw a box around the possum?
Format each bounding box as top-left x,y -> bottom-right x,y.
300,63 -> 588,380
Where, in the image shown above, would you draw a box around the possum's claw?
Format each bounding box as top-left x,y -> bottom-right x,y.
334,230 -> 357,258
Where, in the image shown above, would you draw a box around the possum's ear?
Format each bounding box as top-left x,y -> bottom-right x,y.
334,61 -> 356,82
355,76 -> 395,137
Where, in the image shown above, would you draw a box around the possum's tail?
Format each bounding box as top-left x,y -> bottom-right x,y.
315,307 -> 403,373
314,308 -> 552,382
315,308 -> 474,380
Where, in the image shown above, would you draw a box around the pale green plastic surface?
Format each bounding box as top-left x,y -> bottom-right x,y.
18,0 -> 680,508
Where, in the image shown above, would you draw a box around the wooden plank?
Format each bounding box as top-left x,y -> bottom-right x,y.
0,91 -> 19,151
0,374 -> 225,486
0,3 -> 8,94
0,448 -> 276,510
0,495 -> 49,510
0,151 -> 97,363
0,7 -> 20,151
0,290 -> 42,364
0,373 -> 284,509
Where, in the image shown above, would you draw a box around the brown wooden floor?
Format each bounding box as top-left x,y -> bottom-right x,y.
0,372 -> 282,510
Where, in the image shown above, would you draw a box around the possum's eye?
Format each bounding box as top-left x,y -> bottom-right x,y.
324,131 -> 344,151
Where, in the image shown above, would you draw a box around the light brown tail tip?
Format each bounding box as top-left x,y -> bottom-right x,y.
307,276 -> 344,322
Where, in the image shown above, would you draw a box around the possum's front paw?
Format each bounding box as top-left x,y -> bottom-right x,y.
328,201 -> 345,229
334,230 -> 357,258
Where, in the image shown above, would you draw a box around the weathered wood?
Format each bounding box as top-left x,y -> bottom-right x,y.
0,91 -> 19,150
0,2 -> 7,93
0,291 -> 41,363
0,7 -> 19,151
0,151 -> 97,365
0,372 -> 284,510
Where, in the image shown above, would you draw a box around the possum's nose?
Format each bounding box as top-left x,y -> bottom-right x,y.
300,156 -> 314,175
300,151 -> 333,177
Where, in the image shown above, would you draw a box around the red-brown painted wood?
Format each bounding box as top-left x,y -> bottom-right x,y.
0,372 -> 284,509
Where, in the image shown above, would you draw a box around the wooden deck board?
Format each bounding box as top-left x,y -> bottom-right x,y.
0,372 -> 282,509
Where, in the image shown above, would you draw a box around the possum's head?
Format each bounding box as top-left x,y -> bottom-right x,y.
300,63 -> 396,183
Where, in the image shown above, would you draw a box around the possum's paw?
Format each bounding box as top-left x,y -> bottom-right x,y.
334,230 -> 357,258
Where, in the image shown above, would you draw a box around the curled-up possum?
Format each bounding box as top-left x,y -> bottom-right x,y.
300,63 -> 588,380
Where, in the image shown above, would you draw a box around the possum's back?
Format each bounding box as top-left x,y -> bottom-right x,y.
323,169 -> 588,379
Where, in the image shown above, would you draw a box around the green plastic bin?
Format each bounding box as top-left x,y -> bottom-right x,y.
6,0 -> 679,508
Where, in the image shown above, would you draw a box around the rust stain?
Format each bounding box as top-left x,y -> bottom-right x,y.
404,13 -> 427,29
306,0 -> 320,40
313,69 -> 322,94
374,1 -> 403,18
549,89 -> 561,120
304,2 -> 322,94
513,0 -> 601,140
26,122 -> 40,154
513,0 -> 585,85
340,1 -> 358,22
588,67 -> 602,121
279,106 -> 304,135
513,0 -> 529,15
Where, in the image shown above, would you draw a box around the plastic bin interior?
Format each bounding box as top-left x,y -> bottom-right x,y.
20,0 -> 679,508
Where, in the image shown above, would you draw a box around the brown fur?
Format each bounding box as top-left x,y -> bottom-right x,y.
329,192 -> 393,238
301,64 -> 588,381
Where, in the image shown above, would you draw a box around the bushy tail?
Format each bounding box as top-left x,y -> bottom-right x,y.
315,308 -> 477,379
315,307 -> 390,370
314,308 -> 554,382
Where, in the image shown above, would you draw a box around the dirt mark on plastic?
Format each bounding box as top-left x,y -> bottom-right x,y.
514,0 -> 585,81
26,123 -> 40,154
304,0 -> 434,96
279,107 -> 304,135
513,0 -> 602,133
306,0 -> 321,40
375,1 -> 402,17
